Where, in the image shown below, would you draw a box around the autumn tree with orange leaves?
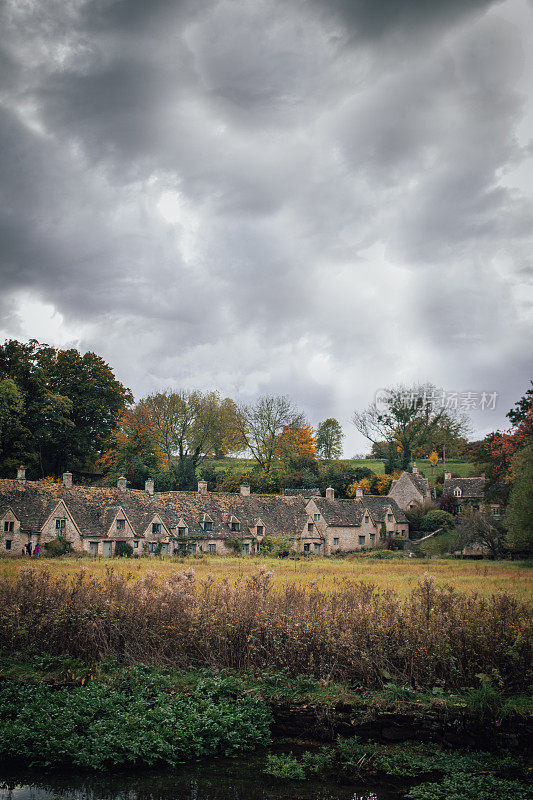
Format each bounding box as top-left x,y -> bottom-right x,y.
100,405 -> 167,488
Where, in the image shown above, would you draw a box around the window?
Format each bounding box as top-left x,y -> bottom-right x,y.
208,543 -> 216,553
116,519 -> 125,530
55,519 -> 66,530
230,521 -> 240,532
387,514 -> 393,522
314,513 -> 321,521
148,542 -> 158,553
307,522 -> 313,532
133,540 -> 139,548
177,527 -> 186,536
359,535 -> 365,546
152,522 -> 161,534
3,521 -> 14,532
204,521 -> 213,531
314,543 -> 321,555
256,525 -> 264,535
333,537 -> 339,546
303,543 -> 310,552
364,516 -> 369,524
5,540 -> 11,550
492,506 -> 500,516
369,534 -> 375,545
453,488 -> 462,497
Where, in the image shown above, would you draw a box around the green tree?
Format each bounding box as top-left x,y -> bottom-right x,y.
353,384 -> 470,471
504,443 -> 533,554
316,418 -> 344,459
237,395 -> 304,473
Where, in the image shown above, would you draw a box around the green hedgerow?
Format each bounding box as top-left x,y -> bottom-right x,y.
263,753 -> 306,780
406,773 -> 533,800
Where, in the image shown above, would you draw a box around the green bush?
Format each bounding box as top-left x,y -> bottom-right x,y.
264,753 -> 306,780
420,510 -> 456,533
114,541 -> 133,557
406,774 -> 533,800
0,671 -> 272,770
43,536 -> 73,557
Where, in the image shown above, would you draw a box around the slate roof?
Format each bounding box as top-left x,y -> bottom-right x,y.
313,495 -> 407,526
0,480 -> 309,540
283,488 -> 322,498
443,477 -> 486,499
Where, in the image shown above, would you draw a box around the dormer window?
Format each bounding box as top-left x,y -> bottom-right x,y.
55,519 -> 66,530
152,522 -> 161,534
364,516 -> 369,524
116,519 -> 125,530
387,514 -> 393,522
314,513 -> 321,521
307,522 -> 313,532
3,521 -> 14,532
204,521 -> 213,532
177,526 -> 186,536
256,525 -> 264,535
230,521 -> 240,532
453,488 -> 462,497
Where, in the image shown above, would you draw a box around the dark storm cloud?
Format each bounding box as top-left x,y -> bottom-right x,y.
0,0 -> 531,452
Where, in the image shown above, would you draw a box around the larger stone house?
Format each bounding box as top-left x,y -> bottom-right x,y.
388,464 -> 435,511
0,468 -> 408,557
442,472 -> 502,520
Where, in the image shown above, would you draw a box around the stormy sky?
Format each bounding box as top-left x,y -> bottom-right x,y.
0,0 -> 532,454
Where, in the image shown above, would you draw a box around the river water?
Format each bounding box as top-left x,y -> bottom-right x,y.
0,753 -> 404,800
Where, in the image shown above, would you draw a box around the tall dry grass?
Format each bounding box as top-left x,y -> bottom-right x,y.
0,566 -> 530,690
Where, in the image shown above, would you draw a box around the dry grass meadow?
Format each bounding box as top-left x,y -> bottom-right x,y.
1,554 -> 531,602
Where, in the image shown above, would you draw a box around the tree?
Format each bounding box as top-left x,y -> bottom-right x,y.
238,395 -> 304,473
316,418 -> 344,459
419,509 -> 455,533
504,443 -> 533,554
0,339 -> 131,478
100,405 -> 166,488
456,511 -> 506,558
353,384 -> 470,471
274,423 -> 318,468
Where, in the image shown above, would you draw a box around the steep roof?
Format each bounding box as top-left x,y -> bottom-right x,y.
313,495 -> 408,526
443,477 -> 485,499
0,480 -> 308,540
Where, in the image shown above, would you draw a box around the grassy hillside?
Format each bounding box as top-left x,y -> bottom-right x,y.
205,457 -> 476,483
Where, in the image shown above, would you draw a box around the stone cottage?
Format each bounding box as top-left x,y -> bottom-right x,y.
0,468 -> 408,557
388,463 -> 435,511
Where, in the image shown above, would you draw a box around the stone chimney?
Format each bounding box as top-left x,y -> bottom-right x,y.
198,480 -> 208,496
63,472 -> 73,489
17,465 -> 26,483
240,484 -> 250,496
117,476 -> 127,491
444,471 -> 451,481
326,487 -> 334,500
412,463 -> 418,475
355,487 -> 363,499
145,478 -> 154,496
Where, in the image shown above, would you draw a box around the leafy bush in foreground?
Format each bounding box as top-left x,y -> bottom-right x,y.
0,567 -> 530,689
406,773 -> 533,800
0,671 -> 272,770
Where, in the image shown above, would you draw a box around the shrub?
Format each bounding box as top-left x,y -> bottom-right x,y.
406,774 -> 532,800
0,671 -> 272,770
264,753 -> 306,780
43,536 -> 73,557
420,510 -> 456,533
114,541 -> 133,557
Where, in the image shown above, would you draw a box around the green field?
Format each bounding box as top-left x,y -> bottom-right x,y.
205,457 -> 475,482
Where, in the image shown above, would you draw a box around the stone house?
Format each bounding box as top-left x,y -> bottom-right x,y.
388,464 -> 435,511
442,472 -> 502,520
0,469 -> 408,557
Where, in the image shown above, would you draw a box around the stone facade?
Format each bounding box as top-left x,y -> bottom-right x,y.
0,475 -> 408,557
442,473 -> 501,520
388,464 -> 434,511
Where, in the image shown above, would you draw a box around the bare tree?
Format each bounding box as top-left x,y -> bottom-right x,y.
456,510 -> 506,558
238,395 -> 304,472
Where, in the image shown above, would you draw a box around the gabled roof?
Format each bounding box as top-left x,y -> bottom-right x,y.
313,495 -> 408,526
443,477 -> 485,499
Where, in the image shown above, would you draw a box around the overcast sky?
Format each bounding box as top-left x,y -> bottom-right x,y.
1,0 -> 532,455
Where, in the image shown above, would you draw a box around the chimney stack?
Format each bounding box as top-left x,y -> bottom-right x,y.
326,487 -> 334,500
355,487 -> 363,499
198,480 -> 208,496
17,466 -> 26,483
63,472 -> 73,489
444,471 -> 451,481
117,476 -> 127,491
412,463 -> 418,475
145,478 -> 154,496
240,485 -> 250,496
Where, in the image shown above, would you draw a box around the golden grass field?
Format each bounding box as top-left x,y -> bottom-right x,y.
1,555 -> 531,602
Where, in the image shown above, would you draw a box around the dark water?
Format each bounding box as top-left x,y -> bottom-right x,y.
0,753 -> 402,800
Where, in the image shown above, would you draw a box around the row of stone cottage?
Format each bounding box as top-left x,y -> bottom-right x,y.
0,468 -> 409,557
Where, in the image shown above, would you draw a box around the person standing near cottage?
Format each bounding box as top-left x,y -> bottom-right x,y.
27,542 -> 32,556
